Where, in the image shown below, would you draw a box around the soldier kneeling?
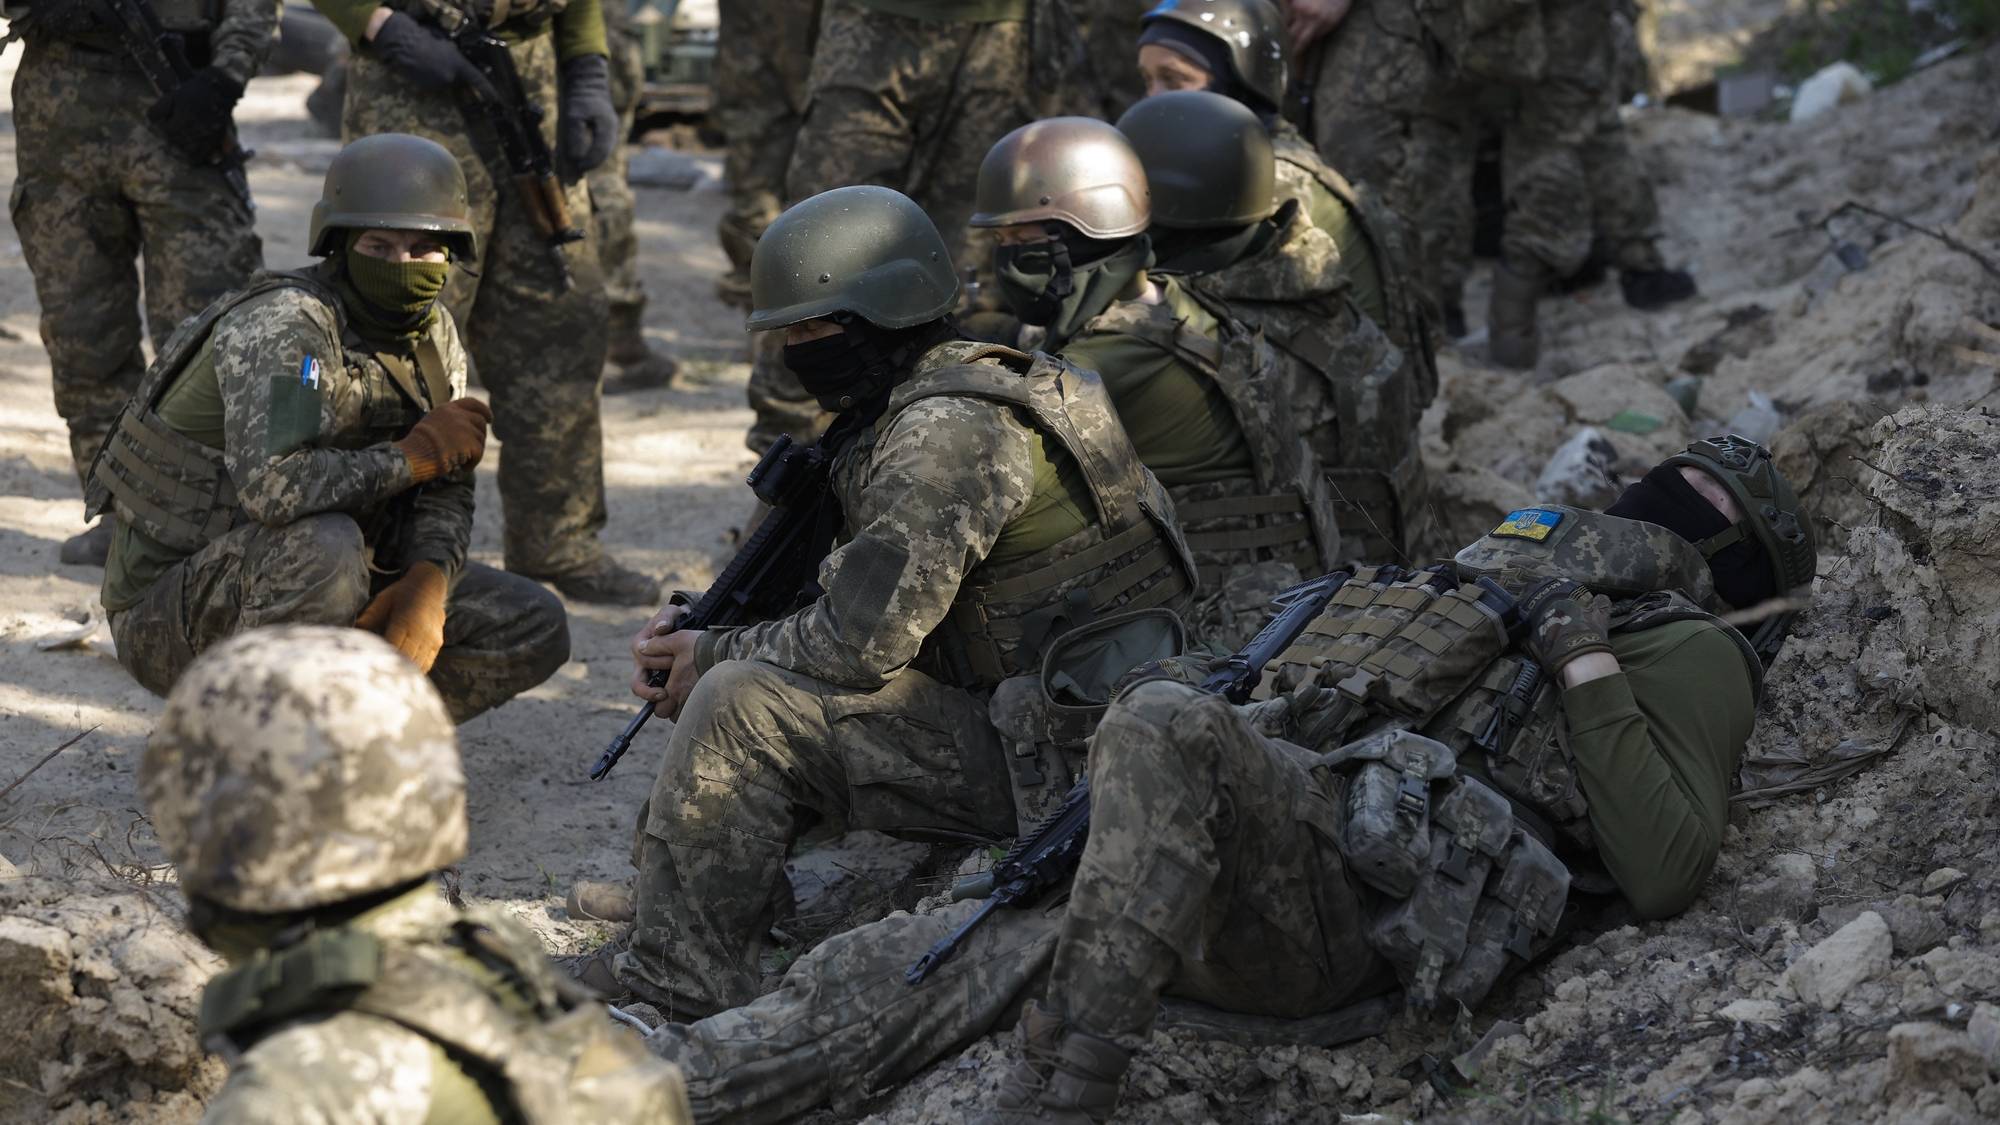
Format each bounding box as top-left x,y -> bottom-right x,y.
141,626 -> 690,1121
87,135 -> 567,721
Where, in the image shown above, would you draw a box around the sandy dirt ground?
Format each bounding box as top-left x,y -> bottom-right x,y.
0,23 -> 1997,1125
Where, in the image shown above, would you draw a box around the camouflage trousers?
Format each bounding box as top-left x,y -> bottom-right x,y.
10,40 -> 262,489
107,513 -> 569,722
784,0 -> 1035,272
616,658 -> 1018,1020
715,0 -> 815,291
589,13 -> 648,327
346,37 -> 614,578
647,679 -> 1394,1122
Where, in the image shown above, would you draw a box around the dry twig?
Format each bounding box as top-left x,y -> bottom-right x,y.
0,725 -> 98,804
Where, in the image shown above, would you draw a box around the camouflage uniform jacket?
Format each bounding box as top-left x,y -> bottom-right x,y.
1077,278 -> 1341,576
201,885 -> 693,1124
20,0 -> 276,86
89,263 -> 474,613
697,340 -> 1195,692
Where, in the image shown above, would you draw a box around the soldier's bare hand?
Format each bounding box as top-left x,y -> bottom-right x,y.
1285,0 -> 1352,51
630,627 -> 701,715
630,604 -> 691,700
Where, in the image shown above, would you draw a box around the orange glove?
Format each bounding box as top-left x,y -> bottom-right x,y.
395,398 -> 493,484
355,561 -> 449,673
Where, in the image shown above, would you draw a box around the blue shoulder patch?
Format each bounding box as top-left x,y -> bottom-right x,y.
1492,508 -> 1563,542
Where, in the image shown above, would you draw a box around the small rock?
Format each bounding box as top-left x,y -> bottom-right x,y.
1782,910 -> 1892,1010
1923,868 -> 1968,896
1553,976 -> 1588,1002
1717,998 -> 1787,1026
1879,894 -> 1949,956
1885,1021 -> 1988,1096
1969,1004 -> 2000,1071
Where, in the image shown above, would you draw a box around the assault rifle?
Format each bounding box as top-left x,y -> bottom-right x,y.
91,0 -> 252,206
443,17 -> 585,289
904,569 -> 1350,985
588,421 -> 856,781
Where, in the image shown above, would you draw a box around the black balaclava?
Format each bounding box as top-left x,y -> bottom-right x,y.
781,315 -> 953,414
1138,20 -> 1280,116
1606,463 -> 1778,608
993,224 -> 1151,350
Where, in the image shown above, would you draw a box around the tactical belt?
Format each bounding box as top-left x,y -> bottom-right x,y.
942,522 -> 1191,690
95,406 -> 245,554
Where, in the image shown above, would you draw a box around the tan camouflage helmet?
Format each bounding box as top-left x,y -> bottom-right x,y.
969,117 -> 1150,239
140,626 -> 468,914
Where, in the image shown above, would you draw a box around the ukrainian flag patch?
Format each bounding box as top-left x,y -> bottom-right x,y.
1492,508 -> 1563,542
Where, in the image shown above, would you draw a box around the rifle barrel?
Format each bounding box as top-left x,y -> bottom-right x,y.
905,893 -> 1009,985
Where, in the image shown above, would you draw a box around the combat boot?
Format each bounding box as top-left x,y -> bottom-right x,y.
560,939 -> 630,1001
602,305 -> 680,395
567,878 -> 636,923
551,556 -> 662,606
59,520 -> 111,567
1488,257 -> 1548,370
973,1002 -> 1131,1125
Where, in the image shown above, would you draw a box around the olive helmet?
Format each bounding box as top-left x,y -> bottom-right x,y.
747,186 -> 960,333
1666,434 -> 1817,658
969,117 -> 1150,240
309,133 -> 477,261
140,626 -> 467,914
1116,90 -> 1276,229
1139,0 -> 1289,113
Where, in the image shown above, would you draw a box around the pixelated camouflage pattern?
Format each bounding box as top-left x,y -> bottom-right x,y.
345,34 -> 616,577
784,0 -> 1038,270
1451,505 -> 1719,608
10,40 -> 265,488
1178,206 -> 1428,563
715,0 -> 816,288
205,885 -> 693,1124
141,626 -> 467,913
1067,0 -> 1150,118
620,658 -> 1018,1019
700,340 -> 1192,691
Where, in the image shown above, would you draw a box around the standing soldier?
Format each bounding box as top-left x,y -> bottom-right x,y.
971,117 -> 1342,645
141,626 -> 692,1123
714,0 -> 821,457
9,0 -> 272,566
313,0 -> 661,603
591,0 -> 680,394
580,186 -> 1196,1019
87,135 -> 569,721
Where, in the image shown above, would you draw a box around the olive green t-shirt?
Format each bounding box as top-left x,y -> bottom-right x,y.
982,428 -> 1094,570
1060,284 -> 1254,491
1271,129 -> 1386,328
1561,619 -> 1758,919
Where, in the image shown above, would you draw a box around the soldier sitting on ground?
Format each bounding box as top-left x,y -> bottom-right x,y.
632,437 -> 1815,1125
572,185 -> 1197,1021
970,116 -> 1341,647
87,135 -> 568,722
140,626 -> 692,1122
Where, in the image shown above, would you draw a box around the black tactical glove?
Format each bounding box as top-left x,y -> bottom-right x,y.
366,11 -> 498,100
556,53 -> 618,181
1516,577 -> 1614,676
147,67 -> 243,163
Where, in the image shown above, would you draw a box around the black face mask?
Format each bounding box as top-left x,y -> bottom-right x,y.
782,319 -> 947,413
1606,464 -> 1777,608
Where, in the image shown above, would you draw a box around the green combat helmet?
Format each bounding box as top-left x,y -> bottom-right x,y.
140,626 -> 467,914
309,133 -> 478,261
1139,0 -> 1289,112
969,117 -> 1151,239
746,185 -> 960,332
1667,434 -> 1817,658
1116,90 -> 1275,229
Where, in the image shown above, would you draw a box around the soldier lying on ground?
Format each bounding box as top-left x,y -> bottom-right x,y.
969,115 -> 1341,647
140,626 -> 692,1122
568,185 -> 1198,1019
637,437 -> 1817,1125
86,135 -> 568,722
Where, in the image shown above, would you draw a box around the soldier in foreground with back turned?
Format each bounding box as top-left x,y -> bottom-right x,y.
635,437 -> 1816,1125
573,185 -> 1197,1020
8,0 -> 272,566
314,0 -> 662,604
88,135 -> 568,722
970,116 -> 1342,646
1121,91 -> 1431,563
141,626 -> 692,1123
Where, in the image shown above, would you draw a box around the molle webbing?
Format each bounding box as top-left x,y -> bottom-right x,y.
1175,492 -> 1319,571
92,409 -> 246,553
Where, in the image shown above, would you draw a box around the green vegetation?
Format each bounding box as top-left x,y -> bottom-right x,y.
1766,0 -> 1999,85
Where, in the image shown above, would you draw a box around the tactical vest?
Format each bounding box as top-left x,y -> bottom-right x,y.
1248,511 -> 1761,1008
1082,289 -> 1341,579
84,266 -> 457,558
882,341 -> 1198,691
1180,206 -> 1427,563
1269,128 -> 1440,409
199,907 -> 691,1123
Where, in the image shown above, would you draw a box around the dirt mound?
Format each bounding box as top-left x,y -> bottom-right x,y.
0,863 -> 221,1125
